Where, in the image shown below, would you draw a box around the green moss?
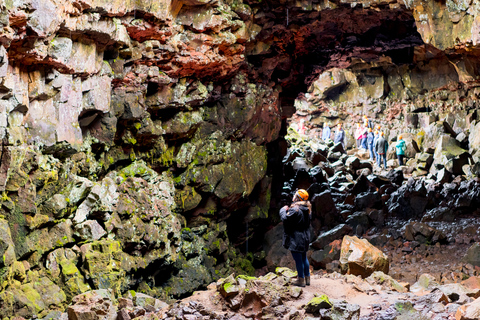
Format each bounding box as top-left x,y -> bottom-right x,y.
223,282 -> 233,291
236,274 -> 256,281
234,257 -> 255,276
305,294 -> 333,312
61,261 -> 79,277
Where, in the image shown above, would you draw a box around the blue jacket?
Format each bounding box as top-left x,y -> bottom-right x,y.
396,139 -> 406,155
334,129 -> 345,147
322,126 -> 331,141
367,132 -> 374,147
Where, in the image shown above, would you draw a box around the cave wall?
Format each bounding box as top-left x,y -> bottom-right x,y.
1,0 -> 480,317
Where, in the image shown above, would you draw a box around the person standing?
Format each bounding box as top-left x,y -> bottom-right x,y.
361,121 -> 368,149
363,115 -> 374,130
280,189 -> 312,287
373,129 -> 380,161
396,135 -> 406,166
334,123 -> 345,150
298,119 -> 306,135
354,123 -> 363,148
322,123 -> 331,142
375,132 -> 388,169
367,128 -> 375,160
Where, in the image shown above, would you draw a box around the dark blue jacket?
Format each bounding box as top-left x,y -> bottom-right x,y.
280,201 -> 311,252
367,132 -> 374,147
334,129 -> 345,147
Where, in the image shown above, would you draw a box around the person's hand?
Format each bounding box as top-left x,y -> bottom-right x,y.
282,205 -> 289,211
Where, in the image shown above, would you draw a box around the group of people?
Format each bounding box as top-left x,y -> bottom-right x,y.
320,116 -> 406,169
284,118 -> 408,287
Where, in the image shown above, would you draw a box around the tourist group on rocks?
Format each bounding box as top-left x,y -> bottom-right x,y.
269,114 -> 480,319
317,115 -> 407,170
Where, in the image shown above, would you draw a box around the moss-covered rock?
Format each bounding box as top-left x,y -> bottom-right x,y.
174,185 -> 202,212
162,255 -> 216,299
305,294 -> 333,314
0,218 -> 15,268
0,276 -> 66,319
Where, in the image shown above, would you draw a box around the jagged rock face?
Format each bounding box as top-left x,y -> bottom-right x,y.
2,0 -> 480,317
0,0 -> 281,315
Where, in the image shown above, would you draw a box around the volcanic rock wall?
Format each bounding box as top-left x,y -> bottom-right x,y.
1,0 -> 480,317
0,0 -> 282,317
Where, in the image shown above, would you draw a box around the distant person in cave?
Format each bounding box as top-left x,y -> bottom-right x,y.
367,128 -> 375,160
279,189 -> 312,287
322,122 -> 331,142
361,121 -> 368,149
354,123 -> 363,148
396,135 -> 406,166
334,123 -> 345,150
373,129 -> 380,161
364,115 -> 374,130
298,119 -> 306,135
375,132 -> 388,169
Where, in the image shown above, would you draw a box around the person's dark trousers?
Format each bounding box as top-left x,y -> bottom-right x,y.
368,145 -> 375,160
377,153 -> 386,168
397,154 -> 404,166
291,251 -> 310,278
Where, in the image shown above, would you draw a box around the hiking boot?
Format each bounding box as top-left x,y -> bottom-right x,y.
292,277 -> 305,287
305,276 -> 310,286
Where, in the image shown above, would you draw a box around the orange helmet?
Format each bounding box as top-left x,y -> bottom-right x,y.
368,128 -> 372,132
296,189 -> 309,201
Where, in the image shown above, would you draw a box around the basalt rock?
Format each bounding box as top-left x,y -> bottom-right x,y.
339,235 -> 389,278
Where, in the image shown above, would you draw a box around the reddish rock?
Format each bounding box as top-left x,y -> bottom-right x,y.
339,235 -> 389,278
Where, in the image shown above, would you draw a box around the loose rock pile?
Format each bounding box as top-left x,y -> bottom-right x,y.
13,264 -> 480,320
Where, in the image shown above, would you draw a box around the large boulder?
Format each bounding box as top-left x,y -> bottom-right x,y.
310,224 -> 352,250
311,189 -> 337,227
417,122 -> 447,152
431,135 -> 470,175
469,121 -> 480,163
462,243 -> 480,267
456,296 -> 480,320
310,240 -> 342,269
339,235 -> 389,278
67,290 -> 116,320
404,222 -> 446,244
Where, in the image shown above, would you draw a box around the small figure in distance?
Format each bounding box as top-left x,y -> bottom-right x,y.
373,128 -> 380,161
364,115 -> 374,129
279,189 -> 312,287
322,122 -> 331,142
375,132 -> 388,169
396,134 -> 406,166
355,123 -> 363,149
334,123 -> 345,150
298,119 -> 306,135
361,121 -> 368,150
367,128 -> 375,161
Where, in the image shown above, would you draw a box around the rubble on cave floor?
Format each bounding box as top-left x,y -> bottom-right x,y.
31,264 -> 480,320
